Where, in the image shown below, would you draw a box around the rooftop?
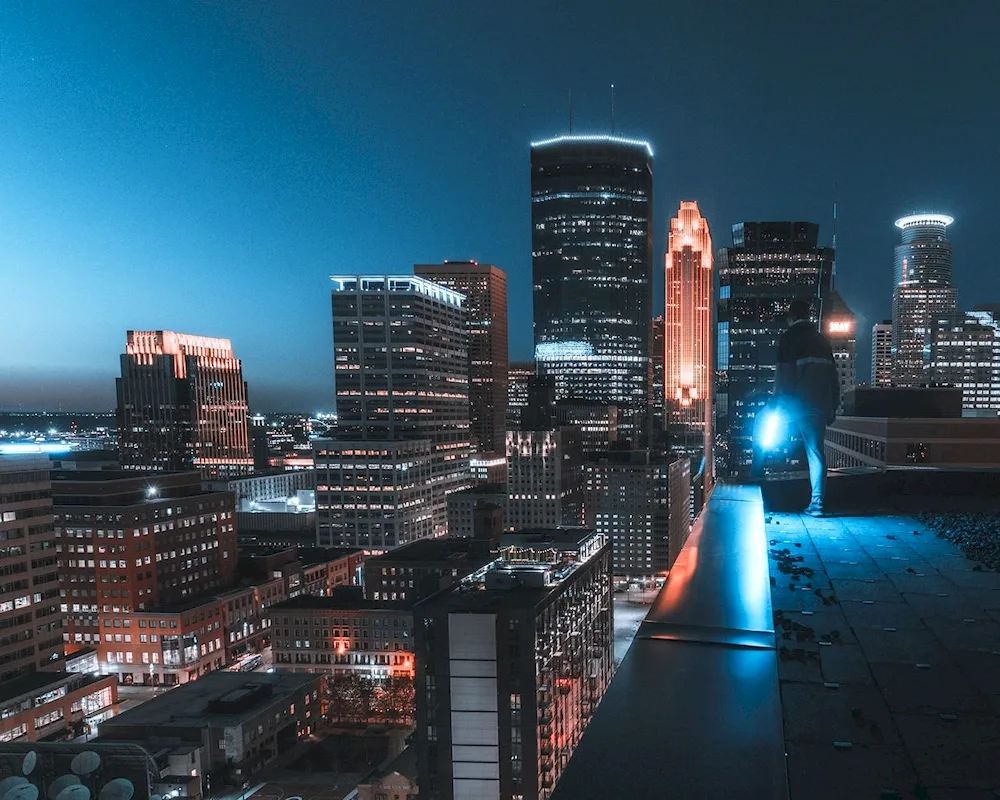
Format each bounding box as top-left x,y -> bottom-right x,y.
99,670 -> 320,730
364,536 -> 493,563
552,471 -> 1000,799
268,592 -> 410,613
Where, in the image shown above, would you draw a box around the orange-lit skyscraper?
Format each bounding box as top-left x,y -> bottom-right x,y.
117,330 -> 254,477
664,202 -> 713,468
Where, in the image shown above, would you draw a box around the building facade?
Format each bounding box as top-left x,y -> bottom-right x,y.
822,288 -> 857,414
315,276 -> 472,548
871,320 -> 893,387
267,593 -> 413,680
891,214 -> 957,386
363,538 -> 496,605
415,529 -> 613,800
0,456 -> 118,744
447,484 -> 507,539
665,202 -> 713,461
649,316 -> 665,440
531,136 -> 653,443
506,428 -> 583,531
928,312 -> 1000,414
507,362 -> 536,431
116,331 -> 253,477
583,451 -> 690,577
414,262 -> 509,457
716,222 -> 834,477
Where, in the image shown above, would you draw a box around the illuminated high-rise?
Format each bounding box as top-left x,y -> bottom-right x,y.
117,331 -> 253,477
821,287 -> 857,414
649,317 -> 665,439
716,223 -> 834,477
507,361 -> 536,431
414,261 -> 509,456
665,202 -> 713,463
531,135 -> 653,443
892,214 -> 957,386
871,320 -> 893,387
314,276 -> 472,547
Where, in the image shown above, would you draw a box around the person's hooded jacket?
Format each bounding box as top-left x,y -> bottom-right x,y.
775,318 -> 840,420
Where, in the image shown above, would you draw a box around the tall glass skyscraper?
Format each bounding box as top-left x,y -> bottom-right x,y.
891,214 -> 957,386
716,223 -> 834,478
530,135 -> 653,443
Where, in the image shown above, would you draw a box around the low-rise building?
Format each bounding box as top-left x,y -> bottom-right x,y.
267,591 -> 413,680
0,671 -> 117,743
207,470 -> 314,512
362,538 -> 496,605
99,670 -> 323,782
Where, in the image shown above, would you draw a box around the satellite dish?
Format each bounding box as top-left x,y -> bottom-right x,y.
47,777 -> 80,800
55,786 -> 90,800
6,786 -> 39,800
0,777 -> 30,800
70,752 -> 101,776
98,781 -> 133,800
22,752 -> 37,776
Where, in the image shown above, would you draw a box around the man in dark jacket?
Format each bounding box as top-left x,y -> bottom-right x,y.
775,298 -> 840,516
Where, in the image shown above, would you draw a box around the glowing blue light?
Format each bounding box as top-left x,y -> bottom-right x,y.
534,341 -> 595,360
895,213 -> 953,229
530,134 -> 654,158
758,410 -> 785,451
0,443 -> 76,455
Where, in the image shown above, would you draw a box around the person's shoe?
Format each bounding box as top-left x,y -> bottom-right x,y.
803,504 -> 825,517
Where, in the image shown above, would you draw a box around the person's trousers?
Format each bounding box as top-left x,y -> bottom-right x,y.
792,412 -> 828,508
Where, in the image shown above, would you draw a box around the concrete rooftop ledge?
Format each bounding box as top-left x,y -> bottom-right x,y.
552,484 -> 789,800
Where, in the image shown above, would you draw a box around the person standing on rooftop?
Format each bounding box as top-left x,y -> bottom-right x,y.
775,298 -> 841,516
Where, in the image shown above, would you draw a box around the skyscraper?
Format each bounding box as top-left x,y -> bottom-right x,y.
507,362 -> 536,431
117,330 -> 253,477
649,316 -> 665,439
871,320 -> 893,387
415,529 -> 613,800
665,201 -> 713,461
891,214 -> 957,386
314,276 -> 472,547
821,287 -> 857,414
716,223 -> 834,477
414,261 -> 509,456
928,311 -> 1000,413
530,135 -> 653,443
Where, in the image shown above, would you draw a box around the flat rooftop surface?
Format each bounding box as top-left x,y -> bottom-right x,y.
100,671 -> 320,729
767,509 -> 1000,798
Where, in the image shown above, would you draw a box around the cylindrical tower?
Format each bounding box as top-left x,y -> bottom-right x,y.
891,214 -> 957,386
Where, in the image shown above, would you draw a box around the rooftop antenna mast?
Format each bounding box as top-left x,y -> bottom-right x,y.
831,181 -> 838,290
568,89 -> 573,133
610,83 -> 616,134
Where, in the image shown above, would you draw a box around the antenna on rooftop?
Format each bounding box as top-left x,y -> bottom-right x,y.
610,83 -> 616,134
831,182 -> 838,290
568,89 -> 573,133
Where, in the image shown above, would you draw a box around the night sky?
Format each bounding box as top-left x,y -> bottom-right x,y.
3,1 -> 999,411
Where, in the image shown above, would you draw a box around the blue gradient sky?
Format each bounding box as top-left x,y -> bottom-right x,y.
3,1 -> 999,411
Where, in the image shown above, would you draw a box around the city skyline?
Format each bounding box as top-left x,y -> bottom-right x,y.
3,2 -> 1000,410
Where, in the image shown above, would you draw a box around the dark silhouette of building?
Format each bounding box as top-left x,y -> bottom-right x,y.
116,330 -> 253,478
821,287 -> 857,414
415,529 -> 613,800
415,261 -> 509,457
531,135 -> 653,443
716,222 -> 834,477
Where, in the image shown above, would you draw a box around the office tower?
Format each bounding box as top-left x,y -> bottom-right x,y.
665,201 -> 713,465
116,330 -> 254,478
531,135 -> 654,443
716,223 -> 834,477
871,320 -> 893,387
649,316 -> 665,439
414,262 -> 509,456
891,214 -> 957,386
506,428 -> 583,532
507,362 -> 536,431
314,276 -> 471,548
0,455 -> 119,743
0,456 -> 62,682
554,400 -> 619,458
821,288 -> 857,414
52,471 -> 238,657
928,312 -> 1000,413
583,451 -> 690,577
415,529 -> 613,800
